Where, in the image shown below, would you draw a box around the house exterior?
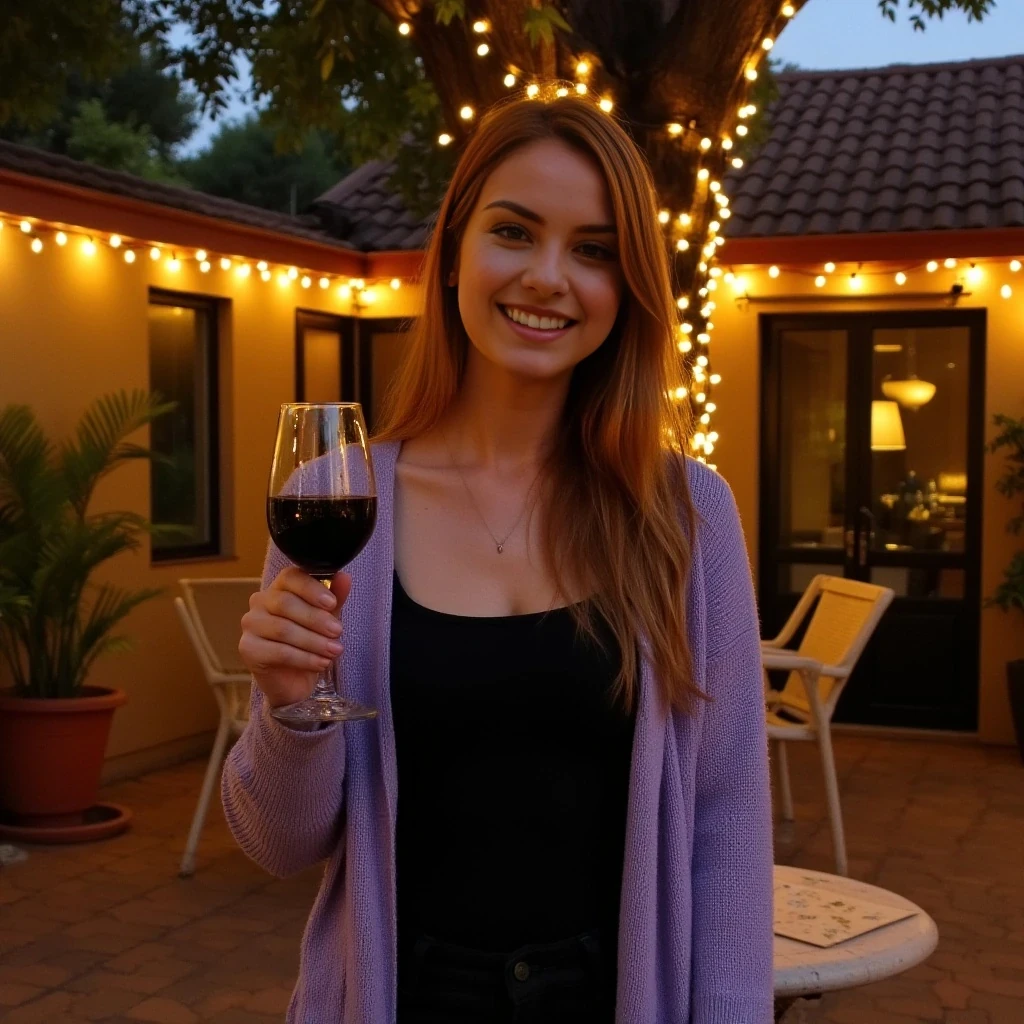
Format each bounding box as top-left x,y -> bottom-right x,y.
2,52 -> 1021,771
0,141 -> 424,774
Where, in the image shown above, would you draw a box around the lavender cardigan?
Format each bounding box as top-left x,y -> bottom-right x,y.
222,441 -> 774,1023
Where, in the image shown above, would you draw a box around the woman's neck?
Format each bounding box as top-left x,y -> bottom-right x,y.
439,354 -> 569,472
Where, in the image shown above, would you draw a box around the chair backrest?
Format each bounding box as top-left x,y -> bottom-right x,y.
176,578 -> 261,679
781,575 -> 895,715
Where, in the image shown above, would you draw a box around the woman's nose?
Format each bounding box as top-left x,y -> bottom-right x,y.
521,246 -> 569,296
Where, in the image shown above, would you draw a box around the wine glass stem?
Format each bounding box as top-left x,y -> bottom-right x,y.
312,657 -> 339,701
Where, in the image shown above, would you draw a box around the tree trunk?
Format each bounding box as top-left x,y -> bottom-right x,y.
371,0 -> 810,445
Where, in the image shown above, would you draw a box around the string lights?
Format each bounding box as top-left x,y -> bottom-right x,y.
0,212 -> 405,312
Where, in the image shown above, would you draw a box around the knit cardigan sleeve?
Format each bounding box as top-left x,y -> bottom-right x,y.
688,466 -> 775,1022
220,539 -> 347,878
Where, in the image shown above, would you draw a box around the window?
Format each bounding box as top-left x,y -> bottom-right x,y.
148,292 -> 220,560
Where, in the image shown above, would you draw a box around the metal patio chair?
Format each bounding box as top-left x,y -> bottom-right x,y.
763,575 -> 895,876
174,577 -> 260,877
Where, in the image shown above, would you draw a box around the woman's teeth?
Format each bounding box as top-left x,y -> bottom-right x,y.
502,306 -> 571,331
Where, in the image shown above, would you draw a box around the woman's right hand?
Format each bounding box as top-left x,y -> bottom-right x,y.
239,567 -> 351,708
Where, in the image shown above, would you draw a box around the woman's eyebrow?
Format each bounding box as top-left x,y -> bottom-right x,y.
483,199 -> 617,235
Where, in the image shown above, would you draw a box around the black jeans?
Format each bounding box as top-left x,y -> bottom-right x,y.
396,928 -> 616,1023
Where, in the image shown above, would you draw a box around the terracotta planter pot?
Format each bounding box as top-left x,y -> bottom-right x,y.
0,686 -> 127,825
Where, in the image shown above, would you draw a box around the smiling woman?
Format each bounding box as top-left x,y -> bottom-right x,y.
224,94 -> 773,1024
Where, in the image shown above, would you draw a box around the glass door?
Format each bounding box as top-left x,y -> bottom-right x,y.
761,311 -> 984,731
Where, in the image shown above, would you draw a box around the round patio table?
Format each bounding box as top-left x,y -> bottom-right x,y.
773,865 -> 939,1000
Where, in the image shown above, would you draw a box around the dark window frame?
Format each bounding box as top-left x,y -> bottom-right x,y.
148,289 -> 221,563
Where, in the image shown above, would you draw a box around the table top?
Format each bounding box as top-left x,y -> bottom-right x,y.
773,865 -> 939,998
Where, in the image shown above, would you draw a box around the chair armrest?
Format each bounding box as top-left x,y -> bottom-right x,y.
761,650 -> 851,679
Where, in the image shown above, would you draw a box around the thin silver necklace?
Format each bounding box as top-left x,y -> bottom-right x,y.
441,431 -> 542,554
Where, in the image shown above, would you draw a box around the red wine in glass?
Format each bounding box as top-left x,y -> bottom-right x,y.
266,403 -> 379,723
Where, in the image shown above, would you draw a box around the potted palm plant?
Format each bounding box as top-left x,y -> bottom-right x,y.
987,412 -> 1024,763
0,390 -> 173,841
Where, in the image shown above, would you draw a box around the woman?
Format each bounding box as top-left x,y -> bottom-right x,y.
228,94 -> 773,1023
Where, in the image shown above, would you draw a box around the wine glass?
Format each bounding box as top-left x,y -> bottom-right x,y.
266,403 -> 379,723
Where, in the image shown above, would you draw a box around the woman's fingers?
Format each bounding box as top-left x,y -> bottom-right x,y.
240,634 -> 334,674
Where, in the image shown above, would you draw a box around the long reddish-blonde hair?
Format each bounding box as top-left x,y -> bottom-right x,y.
376,95 -> 700,715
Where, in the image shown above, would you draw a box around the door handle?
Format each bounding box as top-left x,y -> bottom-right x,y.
844,528 -> 856,561
858,507 -> 875,567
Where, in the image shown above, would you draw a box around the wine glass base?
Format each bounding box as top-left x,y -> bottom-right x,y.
270,696 -> 378,723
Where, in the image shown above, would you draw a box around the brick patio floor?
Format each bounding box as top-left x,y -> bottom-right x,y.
0,733 -> 1022,1023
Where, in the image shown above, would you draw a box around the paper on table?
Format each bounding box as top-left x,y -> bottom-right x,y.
774,873 -> 917,948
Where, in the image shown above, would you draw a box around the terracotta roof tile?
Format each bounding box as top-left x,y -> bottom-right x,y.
725,54 -> 1024,238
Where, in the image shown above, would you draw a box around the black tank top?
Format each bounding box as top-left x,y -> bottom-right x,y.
390,572 -> 636,953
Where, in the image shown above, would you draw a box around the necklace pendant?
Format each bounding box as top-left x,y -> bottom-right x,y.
497,544 -> 504,554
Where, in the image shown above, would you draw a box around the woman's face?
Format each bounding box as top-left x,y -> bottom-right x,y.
453,138 -> 624,384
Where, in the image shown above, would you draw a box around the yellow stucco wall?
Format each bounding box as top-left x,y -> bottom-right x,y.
711,260 -> 1022,745
0,223 -> 421,761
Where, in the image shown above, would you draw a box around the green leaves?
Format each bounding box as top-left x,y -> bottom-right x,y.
523,5 -> 571,47
432,0 -> 466,26
877,0 -> 995,32
0,390 -> 172,697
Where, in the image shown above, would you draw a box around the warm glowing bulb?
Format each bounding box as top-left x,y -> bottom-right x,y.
815,275 -> 826,287
237,263 -> 251,278
257,260 -> 268,272
576,60 -> 590,76
398,22 -> 411,35
278,273 -> 290,287
527,83 -> 540,99
736,124 -> 749,137
167,256 -> 181,271
82,238 -> 96,256
709,220 -> 721,233
678,340 -> 692,353
200,260 -> 211,273
260,269 -> 271,281
339,284 -> 352,300
895,272 -> 907,285
721,137 -> 733,150
697,355 -> 709,367
20,220 -> 32,233
677,297 -> 689,309
438,133 -> 452,146
55,231 -> 67,246
319,276 -> 330,289
391,277 -> 401,290
782,3 -> 796,15
700,137 -> 712,151
676,239 -> 690,252
150,246 -> 161,260
746,67 -> 758,81
697,168 -> 710,181
1001,284 -> 1012,299
769,265 -> 780,278
706,402 -> 717,412
707,279 -> 718,291
1010,259 -> 1022,272
477,43 -> 490,56
967,264 -> 983,284
849,273 -> 862,289
709,181 -> 721,193
599,97 -> 613,112
576,82 -> 587,95
762,37 -> 774,50
668,123 -> 683,136
195,249 -> 207,261
301,275 -> 312,288
678,213 -> 692,226
472,19 -> 488,32
30,237 -> 43,253
695,393 -> 706,404
825,262 -> 836,273
124,249 -> 136,264
288,266 -> 299,280
460,105 -> 474,120
944,258 -> 957,269
658,209 -> 670,224
361,288 -> 378,304
681,322 -> 694,333
504,73 -> 516,87
731,157 -> 744,169
710,374 -> 722,386
556,87 -> 569,97
927,260 -> 939,272
220,257 -> 232,271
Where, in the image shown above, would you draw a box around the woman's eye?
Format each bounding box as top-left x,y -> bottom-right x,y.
577,242 -> 615,261
492,224 -> 529,242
